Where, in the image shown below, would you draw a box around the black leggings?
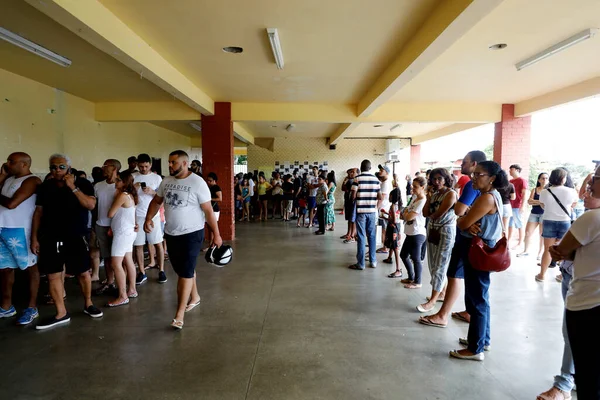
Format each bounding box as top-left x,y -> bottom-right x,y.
317,205 -> 326,233
400,234 -> 426,284
567,305 -> 600,399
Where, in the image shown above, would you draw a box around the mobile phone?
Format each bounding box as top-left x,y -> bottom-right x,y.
140,182 -> 147,189
594,160 -> 600,167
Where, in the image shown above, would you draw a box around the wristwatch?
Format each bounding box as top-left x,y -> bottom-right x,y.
72,187 -> 79,193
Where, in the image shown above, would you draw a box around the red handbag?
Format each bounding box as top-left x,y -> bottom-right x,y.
468,192 -> 511,272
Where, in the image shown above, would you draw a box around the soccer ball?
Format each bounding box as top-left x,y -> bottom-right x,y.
204,244 -> 233,267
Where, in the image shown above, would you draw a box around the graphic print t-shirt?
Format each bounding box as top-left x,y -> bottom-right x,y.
157,173 -> 211,236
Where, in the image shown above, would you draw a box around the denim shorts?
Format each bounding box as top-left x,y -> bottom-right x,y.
509,208 -> 523,229
528,213 -> 543,224
446,234 -> 469,279
542,220 -> 571,239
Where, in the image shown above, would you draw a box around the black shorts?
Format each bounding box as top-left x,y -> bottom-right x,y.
38,235 -> 91,276
165,230 -> 204,278
259,194 -> 268,202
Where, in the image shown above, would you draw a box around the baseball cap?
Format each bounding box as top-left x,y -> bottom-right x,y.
378,164 -> 390,174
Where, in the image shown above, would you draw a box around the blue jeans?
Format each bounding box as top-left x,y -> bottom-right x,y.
554,268 -> 575,392
464,241 -> 491,354
355,212 -> 377,269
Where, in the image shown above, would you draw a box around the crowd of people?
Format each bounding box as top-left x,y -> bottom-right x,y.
0,151 -> 221,331
2,148 -> 599,398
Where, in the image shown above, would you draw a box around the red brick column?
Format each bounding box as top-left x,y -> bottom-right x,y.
410,145 -> 421,175
201,102 -> 234,240
493,104 -> 531,179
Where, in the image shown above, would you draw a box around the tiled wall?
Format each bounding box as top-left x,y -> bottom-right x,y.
248,137 -> 411,207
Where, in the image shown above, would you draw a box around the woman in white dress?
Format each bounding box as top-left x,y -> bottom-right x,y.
107,171 -> 138,306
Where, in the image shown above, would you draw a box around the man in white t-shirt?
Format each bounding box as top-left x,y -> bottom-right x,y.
144,150 -> 221,330
94,159 -> 119,294
133,153 -> 165,285
550,166 -> 600,399
377,164 -> 393,253
247,173 -> 255,220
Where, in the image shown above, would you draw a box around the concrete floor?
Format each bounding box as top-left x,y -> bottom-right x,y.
1,219 -> 572,400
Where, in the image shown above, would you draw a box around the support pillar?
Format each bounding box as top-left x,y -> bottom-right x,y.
410,145 -> 421,174
201,102 -> 234,240
494,104 -> 531,179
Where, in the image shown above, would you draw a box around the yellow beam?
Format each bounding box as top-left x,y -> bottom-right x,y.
27,0 -> 214,115
357,0 -> 503,117
232,102 -> 501,123
328,123 -> 360,145
367,102 -> 501,123
96,102 -> 201,122
232,103 -> 356,123
411,123 -> 485,145
233,122 -> 255,145
515,77 -> 600,117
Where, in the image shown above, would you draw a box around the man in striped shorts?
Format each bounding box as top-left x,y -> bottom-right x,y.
348,160 -> 382,270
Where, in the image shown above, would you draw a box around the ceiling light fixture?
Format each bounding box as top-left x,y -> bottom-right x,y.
267,28 -> 284,69
189,122 -> 202,132
390,124 -> 402,132
515,28 -> 598,71
285,124 -> 295,132
222,46 -> 243,54
0,27 -> 71,67
488,43 -> 507,50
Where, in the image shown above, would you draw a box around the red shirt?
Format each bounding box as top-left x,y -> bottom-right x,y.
510,177 -> 528,208
456,175 -> 471,195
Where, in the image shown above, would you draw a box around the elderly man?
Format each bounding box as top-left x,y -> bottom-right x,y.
0,152 -> 42,325
32,154 -> 102,330
144,150 -> 221,330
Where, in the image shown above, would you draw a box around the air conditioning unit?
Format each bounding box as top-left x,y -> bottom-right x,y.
386,139 -> 402,162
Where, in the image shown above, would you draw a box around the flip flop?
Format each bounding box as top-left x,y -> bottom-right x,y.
535,275 -> 545,282
343,239 -> 355,244
107,298 -> 130,307
128,292 -> 139,298
387,272 -> 402,278
144,264 -> 158,270
185,299 -> 201,312
404,283 -> 422,289
419,316 -> 447,328
171,319 -> 184,330
382,258 -> 393,264
376,248 -> 388,254
426,296 -> 446,303
451,312 -> 469,323
348,264 -> 365,270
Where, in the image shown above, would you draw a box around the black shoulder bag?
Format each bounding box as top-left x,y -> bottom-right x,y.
547,189 -> 574,224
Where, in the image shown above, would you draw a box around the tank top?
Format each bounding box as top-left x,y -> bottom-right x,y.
0,174 -> 37,229
531,190 -> 544,215
110,194 -> 136,235
428,189 -> 457,228
271,179 -> 283,195
461,189 -> 503,247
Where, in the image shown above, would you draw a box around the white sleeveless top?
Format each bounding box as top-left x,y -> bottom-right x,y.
0,174 -> 37,229
110,194 -> 136,236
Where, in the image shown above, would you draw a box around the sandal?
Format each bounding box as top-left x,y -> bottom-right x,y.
185,299 -> 201,312
387,272 -> 402,278
404,283 -> 422,289
451,311 -> 470,323
343,238 -> 356,244
376,248 -> 388,254
400,278 -> 413,284
382,258 -> 393,264
419,315 -> 447,328
128,292 -> 138,298
171,319 -> 184,330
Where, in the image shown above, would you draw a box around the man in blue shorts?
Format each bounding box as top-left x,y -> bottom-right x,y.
419,150 -> 486,328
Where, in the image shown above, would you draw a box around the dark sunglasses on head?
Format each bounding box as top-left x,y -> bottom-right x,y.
50,165 -> 68,171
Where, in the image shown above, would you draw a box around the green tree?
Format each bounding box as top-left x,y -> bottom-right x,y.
483,144 -> 494,161
235,155 -> 247,165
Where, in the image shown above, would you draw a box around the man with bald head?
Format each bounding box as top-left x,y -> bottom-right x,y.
0,152 -> 42,325
32,154 -> 102,329
145,150 -> 222,329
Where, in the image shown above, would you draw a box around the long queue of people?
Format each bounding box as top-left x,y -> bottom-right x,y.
337,152 -> 599,400
0,150 -> 222,331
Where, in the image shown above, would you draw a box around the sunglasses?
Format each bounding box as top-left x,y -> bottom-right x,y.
49,165 -> 68,171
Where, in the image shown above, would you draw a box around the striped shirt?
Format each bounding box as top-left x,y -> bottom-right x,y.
352,173 -> 381,213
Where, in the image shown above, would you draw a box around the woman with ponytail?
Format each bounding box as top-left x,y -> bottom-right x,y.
449,161 -> 507,361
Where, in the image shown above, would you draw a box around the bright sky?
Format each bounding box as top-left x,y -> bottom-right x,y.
421,96 -> 600,166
